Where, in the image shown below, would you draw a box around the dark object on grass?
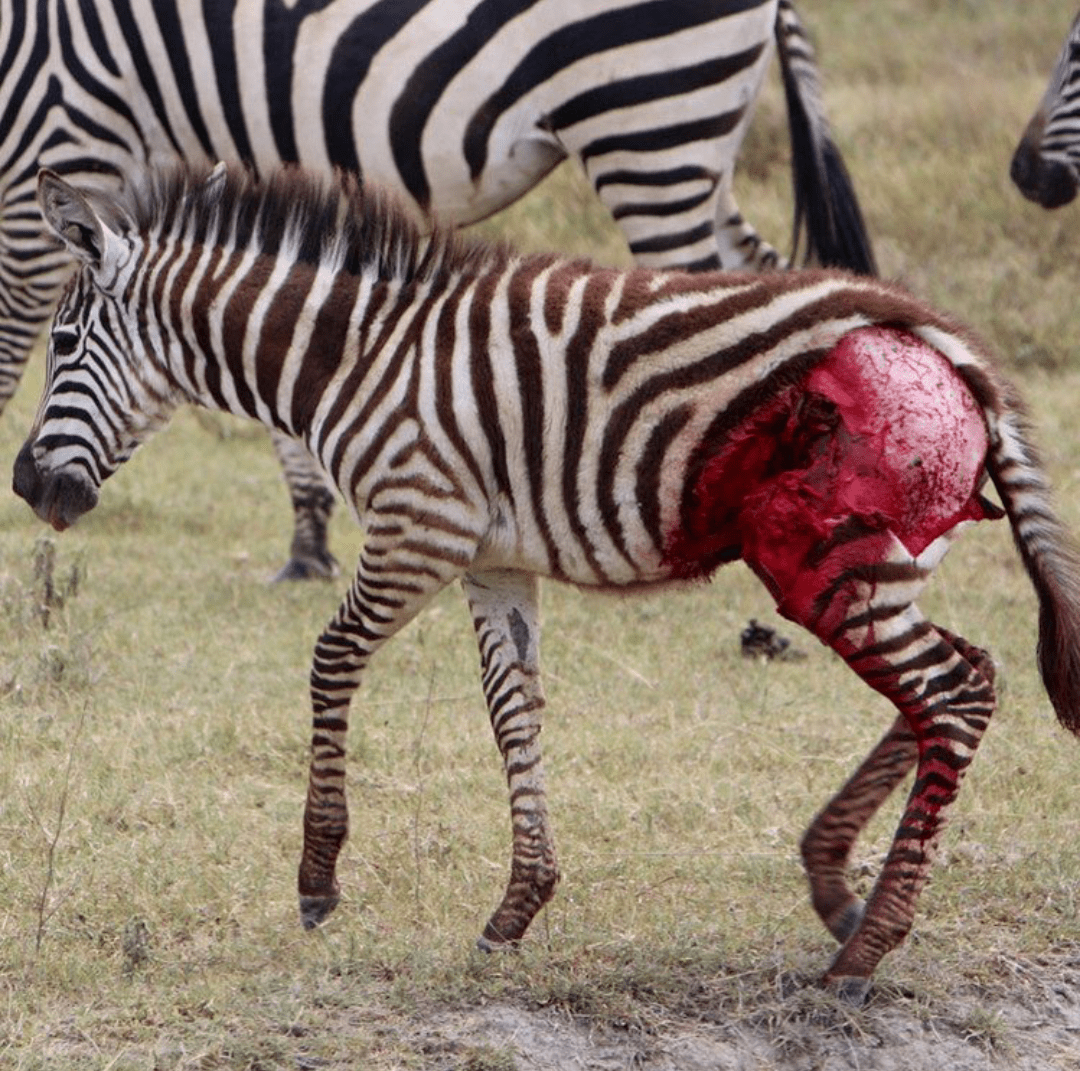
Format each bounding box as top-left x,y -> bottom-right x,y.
741,619 -> 807,662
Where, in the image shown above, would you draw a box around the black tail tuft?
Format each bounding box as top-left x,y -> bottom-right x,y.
775,1 -> 877,275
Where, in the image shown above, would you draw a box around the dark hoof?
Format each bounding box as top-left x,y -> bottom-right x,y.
272,556 -> 339,583
824,974 -> 872,1005
299,892 -> 340,930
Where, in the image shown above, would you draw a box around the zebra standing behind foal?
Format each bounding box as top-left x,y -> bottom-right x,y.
0,0 -> 875,578
1011,9 -> 1080,208
16,161 -> 1057,999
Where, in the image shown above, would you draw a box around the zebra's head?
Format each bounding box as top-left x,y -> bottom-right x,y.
1011,12 -> 1080,208
13,170 -> 173,531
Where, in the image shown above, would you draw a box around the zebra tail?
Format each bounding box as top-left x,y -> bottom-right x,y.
987,402 -> 1080,735
774,0 -> 877,275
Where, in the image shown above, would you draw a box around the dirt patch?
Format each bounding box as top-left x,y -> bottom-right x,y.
417,972 -> 1080,1070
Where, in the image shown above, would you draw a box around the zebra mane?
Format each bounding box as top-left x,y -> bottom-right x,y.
112,161 -> 513,285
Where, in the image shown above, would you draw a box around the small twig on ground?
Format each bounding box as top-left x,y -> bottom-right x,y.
579,641 -> 657,689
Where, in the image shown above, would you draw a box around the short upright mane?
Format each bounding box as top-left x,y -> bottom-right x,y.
112,161 -> 512,285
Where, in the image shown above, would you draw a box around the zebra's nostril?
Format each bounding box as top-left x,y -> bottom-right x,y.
11,442 -> 99,529
1009,142 -> 1035,190
12,440 -> 42,505
1007,139 -> 1079,208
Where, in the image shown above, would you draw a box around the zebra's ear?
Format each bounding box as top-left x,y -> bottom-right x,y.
37,169 -> 126,280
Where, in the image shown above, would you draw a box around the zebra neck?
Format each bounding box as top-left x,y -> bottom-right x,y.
177,248 -> 439,445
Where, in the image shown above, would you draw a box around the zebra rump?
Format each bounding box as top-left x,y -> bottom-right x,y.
15,162 -> 1080,1001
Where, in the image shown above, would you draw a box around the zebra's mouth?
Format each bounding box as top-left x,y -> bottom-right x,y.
12,442 -> 99,531
1010,141 -> 1078,209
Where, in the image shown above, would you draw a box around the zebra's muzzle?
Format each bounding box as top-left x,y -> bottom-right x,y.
1010,139 -> 1078,209
12,442 -> 99,532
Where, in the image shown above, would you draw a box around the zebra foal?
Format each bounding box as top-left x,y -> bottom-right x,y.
14,163 -> 1080,998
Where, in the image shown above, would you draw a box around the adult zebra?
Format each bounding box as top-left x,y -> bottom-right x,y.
15,162 -> 1080,997
1,0 -> 875,578
1011,9 -> 1080,208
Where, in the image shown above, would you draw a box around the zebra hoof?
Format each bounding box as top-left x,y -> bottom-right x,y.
475,934 -> 518,954
823,973 -> 872,1006
272,555 -> 340,583
299,892 -> 340,930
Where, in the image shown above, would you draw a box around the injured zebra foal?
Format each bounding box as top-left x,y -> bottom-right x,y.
15,162 -> 1080,1001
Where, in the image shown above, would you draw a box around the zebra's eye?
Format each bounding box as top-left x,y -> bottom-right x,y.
51,330 -> 80,356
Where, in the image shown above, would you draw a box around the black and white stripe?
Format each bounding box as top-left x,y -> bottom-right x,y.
14,163 -> 1080,996
1,0 -> 875,577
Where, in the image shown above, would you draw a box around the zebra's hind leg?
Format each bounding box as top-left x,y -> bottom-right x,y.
269,430 -> 339,582
800,714 -> 917,944
744,521 -> 996,998
462,570 -> 560,949
825,618 -> 995,1001
801,627 -> 996,946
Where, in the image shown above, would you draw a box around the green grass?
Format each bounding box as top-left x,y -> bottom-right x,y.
4,3 -> 1080,1067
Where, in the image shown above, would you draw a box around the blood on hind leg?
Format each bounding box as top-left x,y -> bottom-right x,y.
741,494 -> 997,992
799,628 -> 997,951
821,619 -> 995,994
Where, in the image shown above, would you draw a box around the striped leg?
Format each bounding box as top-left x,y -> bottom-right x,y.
825,615 -> 994,998
745,525 -> 996,997
462,570 -> 560,948
714,183 -> 784,271
297,535 -> 468,929
800,714 -> 917,943
268,430 -> 339,582
801,627 -> 995,945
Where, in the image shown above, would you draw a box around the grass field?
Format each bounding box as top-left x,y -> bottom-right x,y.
4,3 -> 1080,1068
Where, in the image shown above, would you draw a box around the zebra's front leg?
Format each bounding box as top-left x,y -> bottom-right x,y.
269,429 -> 339,582
297,543 -> 461,929
462,570 -> 559,949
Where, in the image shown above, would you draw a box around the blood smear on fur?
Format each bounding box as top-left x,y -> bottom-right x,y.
806,325 -> 990,556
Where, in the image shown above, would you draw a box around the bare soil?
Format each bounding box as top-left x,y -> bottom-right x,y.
406,964 -> 1080,1071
